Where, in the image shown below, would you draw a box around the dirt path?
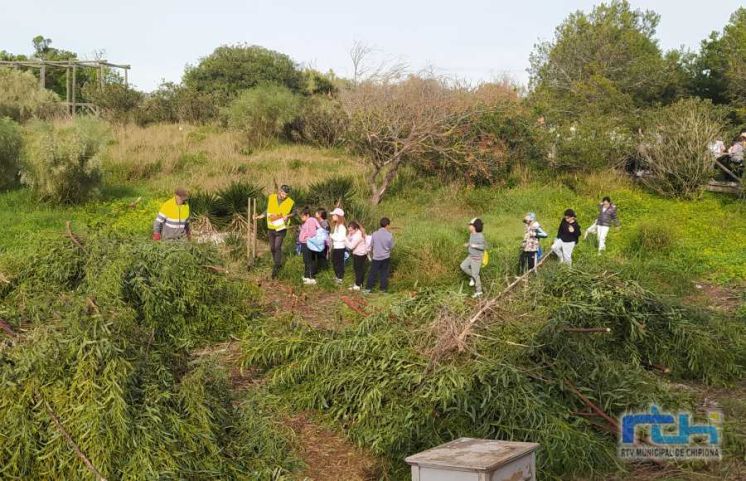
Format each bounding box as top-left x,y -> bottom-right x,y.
194,275 -> 379,481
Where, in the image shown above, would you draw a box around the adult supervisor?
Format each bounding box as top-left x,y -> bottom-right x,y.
254,185 -> 294,278
152,187 -> 191,241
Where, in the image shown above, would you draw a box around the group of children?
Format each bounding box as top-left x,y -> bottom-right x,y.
459,196 -> 620,298
297,206 -> 394,293
251,184 -> 618,298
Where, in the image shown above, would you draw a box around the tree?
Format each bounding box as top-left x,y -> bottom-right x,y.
224,84 -> 300,148
529,0 -> 671,117
183,44 -> 304,104
0,68 -> 63,122
341,76 -> 497,205
640,98 -> 725,198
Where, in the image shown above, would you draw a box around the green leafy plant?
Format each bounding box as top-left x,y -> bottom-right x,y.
0,117 -> 22,190
225,84 -> 300,148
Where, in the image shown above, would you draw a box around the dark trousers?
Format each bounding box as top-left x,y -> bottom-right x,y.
301,244 -> 318,278
332,248 -> 346,280
268,229 -> 287,276
366,258 -> 391,291
352,254 -> 367,287
519,251 -> 538,273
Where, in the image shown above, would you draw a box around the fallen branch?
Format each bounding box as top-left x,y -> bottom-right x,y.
42,398 -> 108,481
564,380 -> 619,432
85,298 -> 100,315
340,296 -> 367,315
644,361 -> 671,374
563,327 -> 611,333
203,265 -> 229,274
456,253 -> 551,348
65,221 -> 87,253
128,197 -> 142,209
0,319 -> 17,338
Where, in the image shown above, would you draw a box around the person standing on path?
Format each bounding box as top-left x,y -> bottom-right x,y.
298,207 -> 321,285
365,217 -> 394,293
552,209 -> 581,265
329,208 -> 348,284
152,187 -> 191,241
254,185 -> 294,278
345,221 -> 368,291
585,196 -> 620,253
519,213 -> 541,273
460,218 -> 485,298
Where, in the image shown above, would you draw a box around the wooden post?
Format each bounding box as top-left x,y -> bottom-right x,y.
65,66 -> 71,114
71,64 -> 77,116
247,198 -> 252,266
99,62 -> 104,90
124,68 -> 128,87
39,63 -> 45,89
252,198 -> 258,263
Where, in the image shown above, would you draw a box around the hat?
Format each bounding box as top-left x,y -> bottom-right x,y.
469,217 -> 479,225
740,132 -> 746,139
525,212 -> 536,222
564,209 -> 576,217
331,208 -> 345,217
280,184 -> 291,194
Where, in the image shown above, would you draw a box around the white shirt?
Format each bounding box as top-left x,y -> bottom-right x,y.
330,224 -> 347,249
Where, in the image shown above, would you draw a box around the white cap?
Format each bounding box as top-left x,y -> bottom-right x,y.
331,208 -> 345,217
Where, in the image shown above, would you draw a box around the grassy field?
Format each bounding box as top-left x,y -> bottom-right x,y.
1,123 -> 745,480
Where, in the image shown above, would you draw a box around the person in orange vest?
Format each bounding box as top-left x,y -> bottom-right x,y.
152,187 -> 191,241
254,185 -> 294,278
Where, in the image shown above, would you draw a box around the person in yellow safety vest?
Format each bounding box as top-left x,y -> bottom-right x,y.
253,185 -> 294,278
152,187 -> 191,241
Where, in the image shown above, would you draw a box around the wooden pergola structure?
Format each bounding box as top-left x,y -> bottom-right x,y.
0,59 -> 131,116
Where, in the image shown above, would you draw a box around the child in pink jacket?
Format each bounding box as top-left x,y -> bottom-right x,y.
298,207 -> 321,285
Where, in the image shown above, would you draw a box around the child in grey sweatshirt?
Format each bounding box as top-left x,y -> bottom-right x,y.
461,218 -> 485,298
365,217 -> 395,293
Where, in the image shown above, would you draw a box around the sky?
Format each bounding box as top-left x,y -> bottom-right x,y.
1,0 -> 742,92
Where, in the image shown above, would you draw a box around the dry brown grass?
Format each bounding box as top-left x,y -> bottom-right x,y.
104,123 -> 365,194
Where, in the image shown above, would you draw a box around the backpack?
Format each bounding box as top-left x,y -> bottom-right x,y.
482,250 -> 490,267
307,227 -> 329,253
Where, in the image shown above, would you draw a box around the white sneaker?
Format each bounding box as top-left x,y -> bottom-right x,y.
335,278 -> 343,284
302,277 -> 312,285
469,279 -> 475,287
308,278 -> 317,285
472,291 -> 482,299
349,285 -> 361,291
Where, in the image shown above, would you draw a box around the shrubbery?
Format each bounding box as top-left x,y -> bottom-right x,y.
0,68 -> 63,122
640,98 -> 725,198
224,84 -> 300,148
81,82 -> 143,124
288,96 -> 347,148
21,117 -> 111,204
0,117 -> 22,190
548,115 -> 636,171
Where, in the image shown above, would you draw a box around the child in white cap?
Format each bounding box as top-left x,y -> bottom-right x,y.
329,208 -> 347,283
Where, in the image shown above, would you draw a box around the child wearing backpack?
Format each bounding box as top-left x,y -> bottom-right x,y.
345,221 -> 368,291
298,207 -> 322,285
315,208 -> 330,270
461,218 -> 486,298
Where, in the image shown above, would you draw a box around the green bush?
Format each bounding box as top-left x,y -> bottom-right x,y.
288,96 -> 347,147
549,115 -> 636,171
0,117 -> 22,190
184,44 -> 305,103
0,68 -> 63,122
625,221 -> 674,256
81,82 -> 143,124
640,98 -> 726,198
21,117 -> 110,204
224,84 -> 300,148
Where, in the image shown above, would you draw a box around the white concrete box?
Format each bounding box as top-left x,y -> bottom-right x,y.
405,437 -> 539,481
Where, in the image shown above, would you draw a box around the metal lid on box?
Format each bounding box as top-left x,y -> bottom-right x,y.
405,438 -> 540,473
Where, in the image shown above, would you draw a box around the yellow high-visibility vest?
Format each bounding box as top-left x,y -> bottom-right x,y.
266,194 -> 294,231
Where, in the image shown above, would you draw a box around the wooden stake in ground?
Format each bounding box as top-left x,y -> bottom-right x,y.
252,198 -> 258,263
247,198 -> 252,266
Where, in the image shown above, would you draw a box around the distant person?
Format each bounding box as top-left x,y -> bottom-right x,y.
254,185 -> 294,278
727,133 -> 745,176
552,209 -> 581,265
519,213 -> 541,273
585,196 -> 620,253
345,221 -> 368,291
152,187 -> 191,241
365,217 -> 394,293
525,212 -> 549,259
298,207 -> 321,285
460,218 -> 486,298
709,139 -> 726,159
315,208 -> 330,270
329,208 -> 348,284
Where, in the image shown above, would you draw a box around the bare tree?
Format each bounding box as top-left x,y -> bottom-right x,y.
341,76 -> 502,205
348,41 -> 407,85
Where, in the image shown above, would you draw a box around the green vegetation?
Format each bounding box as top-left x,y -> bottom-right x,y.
0,2 -> 745,480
